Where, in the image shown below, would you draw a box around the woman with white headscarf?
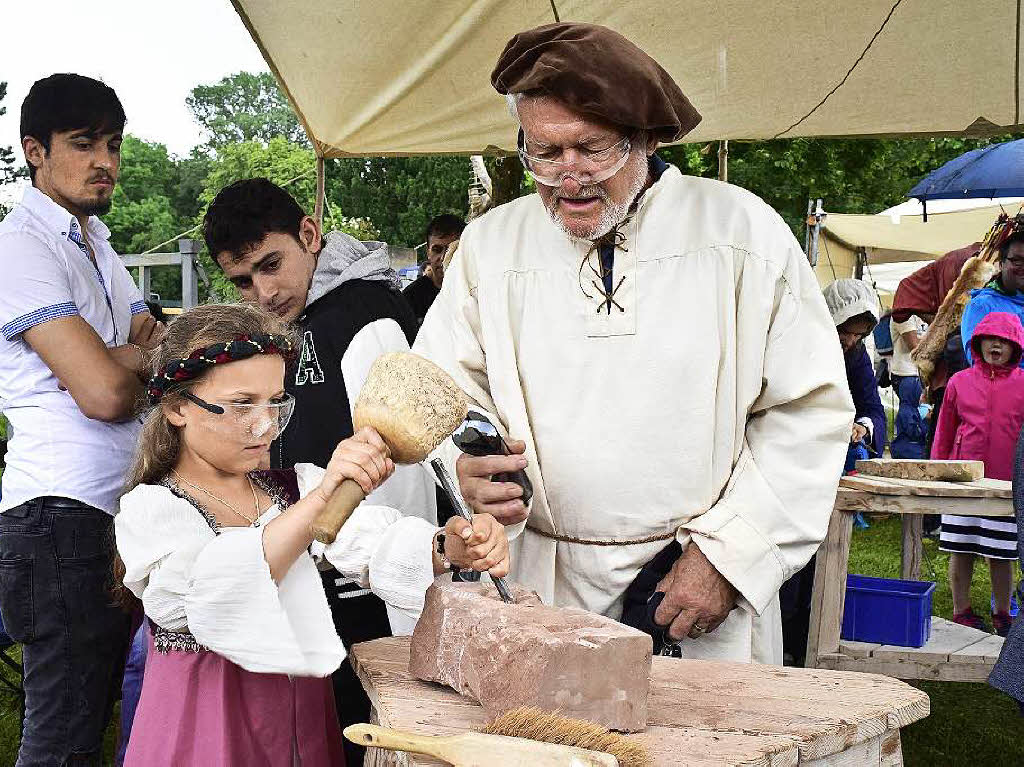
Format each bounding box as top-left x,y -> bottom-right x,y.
822,279 -> 886,466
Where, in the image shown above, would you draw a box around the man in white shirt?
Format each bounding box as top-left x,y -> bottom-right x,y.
415,23 -> 852,663
0,74 -> 163,766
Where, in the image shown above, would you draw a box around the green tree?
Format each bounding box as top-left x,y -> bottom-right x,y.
1,81 -> 27,219
661,134 -> 1024,237
187,72 -> 306,149
328,155 -> 470,247
105,136 -> 200,302
184,71 -> 471,246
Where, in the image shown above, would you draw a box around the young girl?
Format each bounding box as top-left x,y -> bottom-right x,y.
116,303 -> 509,765
932,311 -> 1024,636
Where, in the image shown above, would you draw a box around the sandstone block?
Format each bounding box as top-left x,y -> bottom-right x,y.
410,579 -> 652,732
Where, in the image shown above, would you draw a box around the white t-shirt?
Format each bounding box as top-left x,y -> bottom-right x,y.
890,315 -> 927,377
0,187 -> 148,514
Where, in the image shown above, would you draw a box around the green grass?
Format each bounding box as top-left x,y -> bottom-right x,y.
849,515 -> 1023,765
0,515 -> 1017,763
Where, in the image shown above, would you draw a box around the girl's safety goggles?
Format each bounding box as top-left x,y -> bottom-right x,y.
182,391 -> 296,440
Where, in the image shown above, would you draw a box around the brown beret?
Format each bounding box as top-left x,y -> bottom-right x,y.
491,22 -> 701,143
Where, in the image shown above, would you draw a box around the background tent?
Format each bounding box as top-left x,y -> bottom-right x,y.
812,199 -> 1024,303
231,0 -> 1024,158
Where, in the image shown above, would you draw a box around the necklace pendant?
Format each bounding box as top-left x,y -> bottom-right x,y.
252,519 -> 260,528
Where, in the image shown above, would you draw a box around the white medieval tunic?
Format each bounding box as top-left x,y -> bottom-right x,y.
414,163 -> 853,663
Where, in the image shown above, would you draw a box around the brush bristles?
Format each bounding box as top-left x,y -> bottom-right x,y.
481,707 -> 650,767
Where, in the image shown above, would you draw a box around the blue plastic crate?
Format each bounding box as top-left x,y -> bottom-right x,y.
841,574 -> 935,648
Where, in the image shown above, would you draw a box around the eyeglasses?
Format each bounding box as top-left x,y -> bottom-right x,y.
182,391 -> 296,440
517,128 -> 632,187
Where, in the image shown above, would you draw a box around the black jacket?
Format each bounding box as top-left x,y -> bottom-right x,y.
274,277 -> 418,469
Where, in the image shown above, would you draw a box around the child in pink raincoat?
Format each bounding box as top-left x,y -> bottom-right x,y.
933,311 -> 1024,636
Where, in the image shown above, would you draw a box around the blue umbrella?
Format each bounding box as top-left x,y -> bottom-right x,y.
908,139 -> 1024,219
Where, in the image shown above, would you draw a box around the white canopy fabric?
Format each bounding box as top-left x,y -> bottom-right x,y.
824,203 -> 1022,263
813,200 -> 1024,293
231,0 -> 1024,158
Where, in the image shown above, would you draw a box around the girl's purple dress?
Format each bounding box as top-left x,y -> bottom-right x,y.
120,470 -> 347,766
125,628 -> 345,766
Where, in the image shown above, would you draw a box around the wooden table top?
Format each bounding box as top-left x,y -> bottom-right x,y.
350,637 -> 929,767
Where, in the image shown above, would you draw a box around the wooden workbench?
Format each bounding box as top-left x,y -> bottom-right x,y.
805,476 -> 1013,681
350,636 -> 929,766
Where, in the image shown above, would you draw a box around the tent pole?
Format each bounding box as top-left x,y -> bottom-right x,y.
855,247 -> 867,280
314,155 -> 326,231
717,140 -> 729,182
805,198 -> 823,267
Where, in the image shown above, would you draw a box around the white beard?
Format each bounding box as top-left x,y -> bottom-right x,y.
543,151 -> 650,241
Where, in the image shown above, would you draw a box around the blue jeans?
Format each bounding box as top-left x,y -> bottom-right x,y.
0,498 -> 131,766
115,618 -> 147,766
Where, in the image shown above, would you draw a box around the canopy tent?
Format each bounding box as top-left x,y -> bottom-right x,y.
231,0 -> 1024,158
812,200 -> 1024,300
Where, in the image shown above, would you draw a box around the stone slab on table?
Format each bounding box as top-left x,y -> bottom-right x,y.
410,580 -> 652,732
352,637 -> 930,766
853,459 -> 984,482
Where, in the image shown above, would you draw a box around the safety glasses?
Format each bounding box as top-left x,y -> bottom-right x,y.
182,391 -> 296,440
517,128 -> 632,187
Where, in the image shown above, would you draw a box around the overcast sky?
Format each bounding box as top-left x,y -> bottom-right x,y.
1,0 -> 269,165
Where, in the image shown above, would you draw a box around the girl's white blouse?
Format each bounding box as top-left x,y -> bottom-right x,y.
115,463 -> 437,676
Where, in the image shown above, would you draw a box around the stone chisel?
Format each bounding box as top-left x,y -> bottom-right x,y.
431,458 -> 515,604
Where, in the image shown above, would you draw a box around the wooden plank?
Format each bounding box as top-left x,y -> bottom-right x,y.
969,477 -> 1016,493
816,652 -> 993,683
650,658 -> 928,759
834,488 -> 1013,517
632,726 -> 800,767
802,733 -> 880,766
838,640 -> 882,659
871,617 -> 990,664
854,459 -> 983,482
900,515 -> 923,581
878,730 -> 904,767
351,638 -> 928,766
839,474 -> 1011,499
948,633 -> 1006,664
807,510 -> 854,662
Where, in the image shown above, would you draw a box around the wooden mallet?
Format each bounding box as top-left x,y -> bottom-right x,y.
311,352 -> 468,544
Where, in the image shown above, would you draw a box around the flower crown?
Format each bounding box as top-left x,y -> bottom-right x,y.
147,333 -> 295,404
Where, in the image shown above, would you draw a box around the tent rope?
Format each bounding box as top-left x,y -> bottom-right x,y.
821,233 -> 838,282
1016,0 -> 1021,124
773,0 -> 904,139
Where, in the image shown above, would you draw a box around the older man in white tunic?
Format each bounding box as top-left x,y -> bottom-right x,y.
414,22 -> 853,663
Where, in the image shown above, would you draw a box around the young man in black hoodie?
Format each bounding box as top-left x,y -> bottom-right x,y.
204,178 -> 436,762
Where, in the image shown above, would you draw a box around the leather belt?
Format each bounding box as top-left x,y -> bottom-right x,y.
33,496 -> 94,510
525,523 -> 676,546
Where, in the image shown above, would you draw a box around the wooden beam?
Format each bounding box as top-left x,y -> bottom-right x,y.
839,474 -> 1010,498
816,653 -> 994,683
834,488 -> 1013,517
806,510 -> 854,662
314,155 -> 325,230
900,515 -> 923,581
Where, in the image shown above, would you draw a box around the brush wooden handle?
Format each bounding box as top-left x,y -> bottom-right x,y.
310,479 -> 366,544
343,723 -> 619,767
